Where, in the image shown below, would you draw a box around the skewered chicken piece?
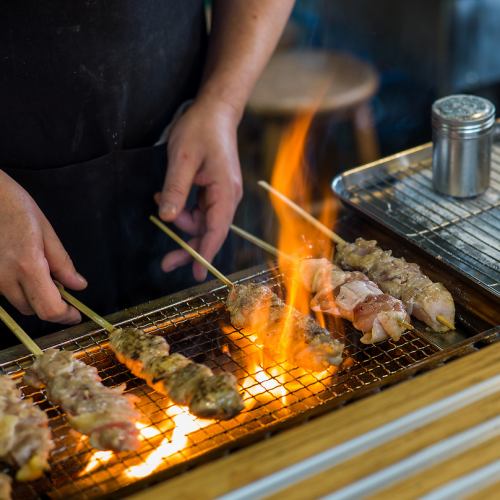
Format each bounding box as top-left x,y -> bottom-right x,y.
0,473 -> 11,500
24,349 -> 140,451
0,376 -> 53,481
109,327 -> 243,419
148,217 -> 341,371
299,258 -> 411,344
257,181 -> 455,332
228,225 -> 411,345
335,238 -> 455,332
55,283 -> 244,421
226,283 -> 345,371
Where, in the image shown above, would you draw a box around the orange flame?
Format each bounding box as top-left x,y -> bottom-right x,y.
125,407 -> 212,479
267,108 -> 339,361
80,450 -> 113,476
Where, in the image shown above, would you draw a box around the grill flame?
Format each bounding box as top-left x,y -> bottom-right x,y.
125,408 -> 212,479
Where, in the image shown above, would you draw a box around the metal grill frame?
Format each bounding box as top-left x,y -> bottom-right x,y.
0,265 -> 498,499
332,140 -> 500,297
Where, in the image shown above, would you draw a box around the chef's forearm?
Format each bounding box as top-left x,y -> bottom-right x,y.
196,0 -> 295,121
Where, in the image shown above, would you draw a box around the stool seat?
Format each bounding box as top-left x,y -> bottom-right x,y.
248,50 -> 379,116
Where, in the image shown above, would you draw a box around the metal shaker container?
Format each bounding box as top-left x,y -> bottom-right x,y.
432,94 -> 495,197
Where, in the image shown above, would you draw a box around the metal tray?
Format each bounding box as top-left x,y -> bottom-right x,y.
332,142 -> 500,299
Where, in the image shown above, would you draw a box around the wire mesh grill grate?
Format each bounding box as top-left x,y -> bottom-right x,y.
0,270 -> 444,499
332,144 -> 500,296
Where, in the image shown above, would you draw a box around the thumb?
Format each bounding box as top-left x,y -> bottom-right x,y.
160,149 -> 198,221
41,218 -> 87,290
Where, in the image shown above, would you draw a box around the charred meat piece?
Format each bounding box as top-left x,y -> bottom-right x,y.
301,258 -> 411,344
109,328 -> 244,420
24,349 -> 139,452
226,283 -> 344,371
335,238 -> 455,332
0,376 -> 53,481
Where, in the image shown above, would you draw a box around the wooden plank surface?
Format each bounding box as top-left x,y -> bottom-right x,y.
272,397 -> 500,499
128,342 -> 500,500
368,437 -> 500,500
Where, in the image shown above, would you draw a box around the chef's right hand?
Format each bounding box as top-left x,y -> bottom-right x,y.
0,170 -> 87,324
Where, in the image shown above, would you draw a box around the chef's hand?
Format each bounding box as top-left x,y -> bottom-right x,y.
157,100 -> 242,281
0,170 -> 87,323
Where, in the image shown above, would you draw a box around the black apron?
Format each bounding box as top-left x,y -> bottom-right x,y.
0,1 -> 230,342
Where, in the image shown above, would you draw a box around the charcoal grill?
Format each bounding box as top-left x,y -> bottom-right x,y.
0,239 -> 498,500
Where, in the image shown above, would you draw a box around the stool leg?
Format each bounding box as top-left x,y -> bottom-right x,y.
353,103 -> 380,164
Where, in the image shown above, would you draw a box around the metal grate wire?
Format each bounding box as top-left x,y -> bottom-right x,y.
333,144 -> 500,296
0,270 -> 447,499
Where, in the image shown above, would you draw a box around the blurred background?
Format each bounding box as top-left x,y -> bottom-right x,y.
231,0 -> 500,269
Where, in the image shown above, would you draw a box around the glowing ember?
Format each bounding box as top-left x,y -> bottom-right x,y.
136,422 -> 161,440
243,364 -> 287,408
125,407 -> 212,479
80,450 -> 113,476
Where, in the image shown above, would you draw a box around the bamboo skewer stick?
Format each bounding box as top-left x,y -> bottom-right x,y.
230,224 -> 414,332
258,180 -> 346,246
0,306 -> 43,356
55,283 -> 115,334
229,224 -> 295,264
150,215 -> 234,288
258,181 -> 452,331
436,315 -> 454,330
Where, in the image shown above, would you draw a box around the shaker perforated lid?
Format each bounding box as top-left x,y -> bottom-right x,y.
432,94 -> 495,134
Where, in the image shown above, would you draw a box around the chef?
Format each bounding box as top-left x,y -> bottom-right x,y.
0,1 -> 294,339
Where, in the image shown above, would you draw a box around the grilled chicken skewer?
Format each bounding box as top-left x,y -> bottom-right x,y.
110,327 -> 243,419
230,225 -> 411,344
259,180 -> 456,332
0,376 -> 53,481
0,306 -> 140,452
150,216 -> 345,372
24,349 -> 140,451
57,286 -> 244,420
299,258 -> 411,344
335,239 -> 455,332
226,283 -> 344,370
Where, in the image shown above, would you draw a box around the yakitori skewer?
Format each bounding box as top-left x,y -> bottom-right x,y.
0,308 -> 54,481
57,282 -> 244,420
230,225 -> 413,344
0,306 -> 140,452
0,374 -> 53,482
151,216 -> 345,371
258,180 -> 455,332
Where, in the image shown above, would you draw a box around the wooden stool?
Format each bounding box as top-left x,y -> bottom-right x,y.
247,50 -> 380,176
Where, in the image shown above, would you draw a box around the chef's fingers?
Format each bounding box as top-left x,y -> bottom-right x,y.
194,184 -> 235,282
159,148 -> 200,221
156,192 -> 206,236
2,282 -> 35,316
160,237 -> 200,273
19,257 -> 82,324
41,217 -> 87,291
172,208 -> 205,236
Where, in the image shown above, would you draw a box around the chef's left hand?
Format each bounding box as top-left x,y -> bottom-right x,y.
157,99 -> 242,281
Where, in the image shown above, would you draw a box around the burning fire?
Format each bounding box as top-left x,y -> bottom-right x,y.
125,408 -> 211,479
264,109 -> 341,361
80,450 -> 113,476
80,412 -> 211,479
